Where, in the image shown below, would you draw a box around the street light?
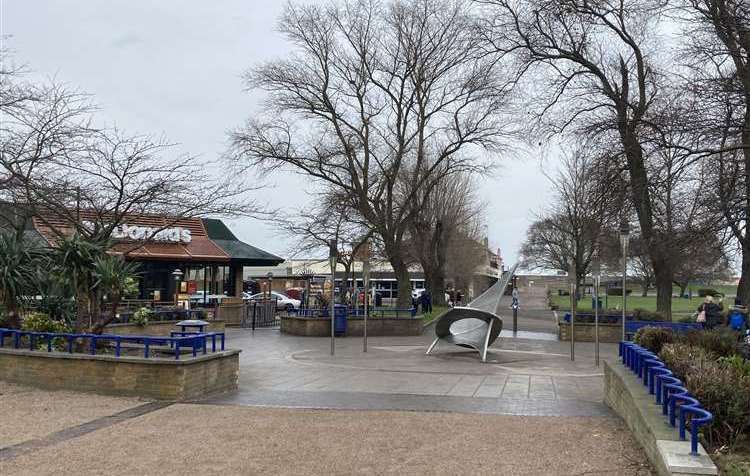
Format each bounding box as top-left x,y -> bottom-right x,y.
329,239 -> 338,356
619,220 -> 631,341
172,268 -> 184,307
362,240 -> 371,353
591,252 -> 601,367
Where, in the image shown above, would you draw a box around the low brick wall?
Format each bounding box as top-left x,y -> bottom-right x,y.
281,316 -> 423,337
604,360 -> 717,476
105,320 -> 225,337
0,347 -> 239,401
558,322 -> 621,342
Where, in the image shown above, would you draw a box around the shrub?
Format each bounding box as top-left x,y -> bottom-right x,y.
21,312 -> 69,333
718,355 -> 750,377
679,329 -> 739,358
632,308 -> 668,322
684,364 -> 750,449
606,287 -> 633,296
659,343 -> 715,381
131,307 -> 153,327
20,312 -> 70,351
697,288 -> 720,297
634,326 -> 675,353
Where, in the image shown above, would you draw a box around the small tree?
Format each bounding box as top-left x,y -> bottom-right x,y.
0,231 -> 47,328
90,255 -> 140,334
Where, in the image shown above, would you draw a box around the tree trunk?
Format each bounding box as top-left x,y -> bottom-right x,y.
91,293 -> 121,334
74,289 -> 90,332
641,282 -> 648,297
737,238 -> 750,306
389,255 -> 413,308
654,265 -> 673,320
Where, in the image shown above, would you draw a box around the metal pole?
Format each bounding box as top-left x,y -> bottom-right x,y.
570,281 -> 575,361
329,240 -> 337,356
363,259 -> 370,352
622,254 -> 627,342
594,275 -> 600,366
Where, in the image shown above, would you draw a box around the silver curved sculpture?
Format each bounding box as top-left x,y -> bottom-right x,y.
425,307 -> 503,362
425,263 -> 517,362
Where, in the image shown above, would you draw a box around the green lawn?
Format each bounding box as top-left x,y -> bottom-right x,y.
421,305 -> 449,325
550,294 -> 724,316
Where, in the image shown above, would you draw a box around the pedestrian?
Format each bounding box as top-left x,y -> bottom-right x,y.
696,295 -> 723,330
423,289 -> 432,313
728,304 -> 749,333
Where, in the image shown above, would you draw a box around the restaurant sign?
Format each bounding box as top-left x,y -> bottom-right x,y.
82,221 -> 192,244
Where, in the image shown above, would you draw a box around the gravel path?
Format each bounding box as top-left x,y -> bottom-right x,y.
0,382 -> 141,448
0,403 -> 652,475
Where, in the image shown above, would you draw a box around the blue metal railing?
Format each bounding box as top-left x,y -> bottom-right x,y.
0,328 -> 225,360
619,341 -> 713,455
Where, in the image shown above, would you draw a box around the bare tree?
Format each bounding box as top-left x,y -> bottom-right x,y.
231,0 -> 512,306
482,0 -> 686,315
279,190 -> 372,302
407,171 -> 484,305
676,0 -> 750,303
521,145 -> 618,285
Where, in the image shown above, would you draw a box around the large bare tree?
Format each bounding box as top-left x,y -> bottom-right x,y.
482,0 -> 683,315
231,0 -> 512,306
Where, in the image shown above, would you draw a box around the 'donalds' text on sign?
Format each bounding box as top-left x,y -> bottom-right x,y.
82,221 -> 192,244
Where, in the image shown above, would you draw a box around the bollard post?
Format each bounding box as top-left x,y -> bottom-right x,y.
512,307 -> 518,334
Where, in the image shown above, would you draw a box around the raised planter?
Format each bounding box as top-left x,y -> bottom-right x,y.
558,322 -> 622,342
281,315 -> 423,337
105,319 -> 225,337
0,347 -> 239,401
604,360 -> 717,476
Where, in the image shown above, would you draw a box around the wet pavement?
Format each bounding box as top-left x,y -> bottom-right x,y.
206,310 -> 615,416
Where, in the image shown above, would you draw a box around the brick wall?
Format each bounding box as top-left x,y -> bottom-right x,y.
0,348 -> 239,401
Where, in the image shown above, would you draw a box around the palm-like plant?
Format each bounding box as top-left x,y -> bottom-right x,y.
0,231 -> 47,328
54,234 -> 106,331
91,255 -> 140,334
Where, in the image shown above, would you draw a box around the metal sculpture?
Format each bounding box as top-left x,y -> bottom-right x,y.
425,307 -> 503,362
425,263 -> 516,362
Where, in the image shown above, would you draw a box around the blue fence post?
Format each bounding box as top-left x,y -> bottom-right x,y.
47,334 -> 53,352
144,339 -> 150,358
115,337 -> 121,358
175,338 -> 180,360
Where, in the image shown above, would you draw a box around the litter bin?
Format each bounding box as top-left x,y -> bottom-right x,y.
334,304 -> 347,336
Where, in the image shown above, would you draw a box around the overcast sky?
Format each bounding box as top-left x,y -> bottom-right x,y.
2,0 -> 556,264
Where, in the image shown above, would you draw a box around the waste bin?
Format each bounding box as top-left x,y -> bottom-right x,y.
334,304 -> 348,336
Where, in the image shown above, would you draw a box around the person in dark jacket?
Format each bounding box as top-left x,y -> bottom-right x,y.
421,290 -> 432,314
697,295 -> 723,330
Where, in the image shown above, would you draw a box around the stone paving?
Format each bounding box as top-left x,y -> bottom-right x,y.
207,307 -> 615,417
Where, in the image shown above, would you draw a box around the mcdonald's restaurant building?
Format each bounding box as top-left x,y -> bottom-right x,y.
24,212 -> 284,305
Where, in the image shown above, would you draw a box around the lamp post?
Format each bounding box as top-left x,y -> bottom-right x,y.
362,243 -> 371,353
172,268 -> 184,307
591,253 -> 601,366
568,259 -> 576,361
619,221 -> 630,341
329,239 -> 338,356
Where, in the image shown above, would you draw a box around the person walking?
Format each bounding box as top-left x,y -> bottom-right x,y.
423,289 -> 432,314
697,295 -> 723,330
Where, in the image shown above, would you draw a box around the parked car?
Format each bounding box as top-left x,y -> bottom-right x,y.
244,291 -> 301,312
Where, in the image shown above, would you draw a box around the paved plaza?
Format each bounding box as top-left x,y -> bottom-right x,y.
0,304 -> 653,474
